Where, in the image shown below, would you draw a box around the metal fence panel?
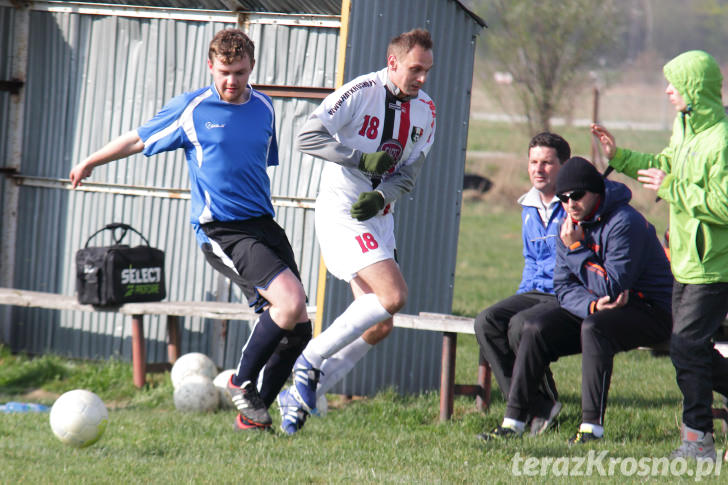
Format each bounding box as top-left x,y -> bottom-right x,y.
6,6 -> 337,368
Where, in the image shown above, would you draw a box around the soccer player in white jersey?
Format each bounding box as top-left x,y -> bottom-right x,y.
69,29 -> 312,432
277,28 -> 437,434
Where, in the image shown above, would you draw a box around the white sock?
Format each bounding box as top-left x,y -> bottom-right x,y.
580,422 -> 604,437
316,337 -> 373,397
303,293 -> 390,368
502,417 -> 526,433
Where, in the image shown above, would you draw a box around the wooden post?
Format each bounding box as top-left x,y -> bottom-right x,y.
131,314 -> 146,388
591,84 -> 603,167
166,315 -> 180,364
439,332 -> 457,421
476,355 -> 491,412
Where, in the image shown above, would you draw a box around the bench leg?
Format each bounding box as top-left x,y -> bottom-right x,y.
167,315 -> 181,364
476,355 -> 492,412
439,331 -> 457,421
131,314 -> 146,388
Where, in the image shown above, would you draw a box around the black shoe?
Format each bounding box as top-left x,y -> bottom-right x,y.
530,400 -> 562,436
477,425 -> 522,441
228,376 -> 272,427
568,429 -> 601,445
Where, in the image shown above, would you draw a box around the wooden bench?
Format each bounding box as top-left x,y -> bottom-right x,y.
0,287 -> 490,422
393,312 -> 491,421
0,287 -> 301,388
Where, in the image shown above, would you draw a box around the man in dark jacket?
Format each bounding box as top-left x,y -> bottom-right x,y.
474,132 -> 570,438
481,157 -> 673,444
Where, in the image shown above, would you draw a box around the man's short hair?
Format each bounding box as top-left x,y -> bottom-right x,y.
528,132 -> 571,163
387,28 -> 433,59
209,29 -> 255,65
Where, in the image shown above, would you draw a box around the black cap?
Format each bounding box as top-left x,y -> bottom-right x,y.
555,156 -> 605,195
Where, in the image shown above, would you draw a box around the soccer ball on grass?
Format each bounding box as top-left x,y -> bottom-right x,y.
173,374 -> 220,412
170,352 -> 217,389
49,389 -> 108,448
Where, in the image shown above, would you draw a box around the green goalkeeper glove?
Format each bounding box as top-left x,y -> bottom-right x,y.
350,191 -> 385,221
359,151 -> 395,175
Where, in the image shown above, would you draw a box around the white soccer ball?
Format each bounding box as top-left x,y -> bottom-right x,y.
173,374 -> 220,413
49,389 -> 108,448
212,369 -> 237,409
170,352 -> 217,389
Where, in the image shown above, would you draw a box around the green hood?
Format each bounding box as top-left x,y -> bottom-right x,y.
611,50 -> 728,284
663,50 -> 724,134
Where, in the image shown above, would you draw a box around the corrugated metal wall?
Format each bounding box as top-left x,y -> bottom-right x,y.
2,4 -> 337,369
1,0 -> 483,397
319,0 -> 483,396
0,5 -> 17,346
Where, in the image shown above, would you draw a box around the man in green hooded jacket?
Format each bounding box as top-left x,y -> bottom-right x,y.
592,50 -> 728,462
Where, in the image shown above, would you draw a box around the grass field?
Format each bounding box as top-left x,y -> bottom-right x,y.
2,196 -> 727,483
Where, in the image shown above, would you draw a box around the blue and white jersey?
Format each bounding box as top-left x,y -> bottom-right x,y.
137,84 -> 278,246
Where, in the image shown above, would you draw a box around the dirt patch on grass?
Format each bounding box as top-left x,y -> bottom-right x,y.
21,388 -> 59,402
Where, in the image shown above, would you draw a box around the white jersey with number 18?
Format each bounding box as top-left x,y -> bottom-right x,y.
312,67 -> 436,208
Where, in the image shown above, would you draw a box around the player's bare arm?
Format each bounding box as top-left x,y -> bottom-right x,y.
70,131 -> 145,188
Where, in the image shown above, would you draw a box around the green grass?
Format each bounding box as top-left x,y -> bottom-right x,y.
2,344 -> 725,483
452,202 -> 523,316
2,197 -> 726,483
466,119 -> 672,157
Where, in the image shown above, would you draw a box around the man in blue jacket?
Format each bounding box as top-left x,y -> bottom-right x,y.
474,132 -> 570,437
481,157 -> 673,443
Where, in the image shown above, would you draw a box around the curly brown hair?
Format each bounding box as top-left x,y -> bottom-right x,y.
208,29 -> 255,65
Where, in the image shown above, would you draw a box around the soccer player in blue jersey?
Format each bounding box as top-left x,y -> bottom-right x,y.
69,28 -> 311,432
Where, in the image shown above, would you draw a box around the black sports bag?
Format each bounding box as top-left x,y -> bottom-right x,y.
76,223 -> 166,305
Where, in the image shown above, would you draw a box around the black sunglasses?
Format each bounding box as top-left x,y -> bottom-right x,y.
557,190 -> 587,203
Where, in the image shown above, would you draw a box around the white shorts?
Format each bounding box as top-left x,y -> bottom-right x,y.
315,192 -> 396,282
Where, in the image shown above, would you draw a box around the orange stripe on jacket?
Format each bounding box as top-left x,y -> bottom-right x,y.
585,261 -> 607,279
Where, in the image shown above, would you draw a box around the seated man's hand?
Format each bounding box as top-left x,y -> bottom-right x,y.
350,191 -> 385,221
595,290 -> 629,311
560,219 -> 584,247
359,151 -> 395,175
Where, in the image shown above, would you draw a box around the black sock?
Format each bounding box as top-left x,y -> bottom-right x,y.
232,310 -> 285,387
259,320 -> 312,407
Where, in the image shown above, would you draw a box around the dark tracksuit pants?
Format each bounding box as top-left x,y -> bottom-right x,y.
505,297 -> 671,425
671,282 -> 728,433
474,292 -> 560,419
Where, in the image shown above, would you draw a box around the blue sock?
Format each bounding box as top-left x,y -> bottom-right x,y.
232,310 -> 285,387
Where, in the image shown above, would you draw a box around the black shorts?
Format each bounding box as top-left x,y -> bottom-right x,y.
200,217 -> 302,312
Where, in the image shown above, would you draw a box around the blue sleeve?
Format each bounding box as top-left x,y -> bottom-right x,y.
137,93 -> 192,156
518,210 -> 537,294
267,111 -> 279,167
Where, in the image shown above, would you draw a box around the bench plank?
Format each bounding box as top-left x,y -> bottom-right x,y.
394,312 -> 475,334
0,287 -> 314,321
0,287 -> 487,421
